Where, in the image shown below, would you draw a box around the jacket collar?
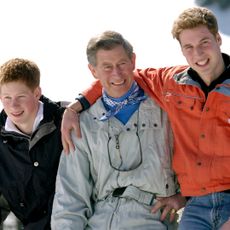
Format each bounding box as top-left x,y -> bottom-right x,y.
174,53 -> 230,83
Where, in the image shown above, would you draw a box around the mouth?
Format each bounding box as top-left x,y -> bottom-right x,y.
111,79 -> 126,86
196,58 -> 209,67
11,111 -> 24,117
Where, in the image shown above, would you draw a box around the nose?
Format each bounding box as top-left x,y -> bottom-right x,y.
194,46 -> 204,56
10,98 -> 19,107
111,66 -> 122,76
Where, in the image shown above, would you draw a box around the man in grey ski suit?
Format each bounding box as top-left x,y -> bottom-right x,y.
51,30 -> 186,230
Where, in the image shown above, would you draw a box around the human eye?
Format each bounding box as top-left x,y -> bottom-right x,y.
201,39 -> 210,47
119,62 -> 127,66
17,95 -> 28,101
103,65 -> 113,71
1,96 -> 11,103
3,96 -> 11,100
118,61 -> 128,69
184,45 -> 193,51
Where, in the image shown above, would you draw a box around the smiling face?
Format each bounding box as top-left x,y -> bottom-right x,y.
88,45 -> 136,98
0,81 -> 41,134
179,25 -> 225,85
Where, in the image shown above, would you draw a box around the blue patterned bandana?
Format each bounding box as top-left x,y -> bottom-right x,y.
100,81 -> 146,121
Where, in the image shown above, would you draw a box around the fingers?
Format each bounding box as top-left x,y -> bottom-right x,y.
170,208 -> 176,214
75,113 -> 82,138
169,208 -> 177,222
61,123 -> 75,154
61,108 -> 81,154
61,134 -> 69,154
152,203 -> 177,222
151,196 -> 180,222
157,205 -> 178,222
151,199 -> 163,214
62,132 -> 75,154
160,204 -> 175,221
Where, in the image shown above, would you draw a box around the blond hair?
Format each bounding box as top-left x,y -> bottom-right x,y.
171,7 -> 218,41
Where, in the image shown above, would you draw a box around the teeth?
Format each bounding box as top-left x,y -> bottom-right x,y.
112,80 -> 125,86
197,59 -> 208,66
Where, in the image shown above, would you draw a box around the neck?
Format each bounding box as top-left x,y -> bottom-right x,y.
15,123 -> 33,136
201,58 -> 225,86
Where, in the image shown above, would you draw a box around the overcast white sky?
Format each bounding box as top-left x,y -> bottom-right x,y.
0,0 -> 229,102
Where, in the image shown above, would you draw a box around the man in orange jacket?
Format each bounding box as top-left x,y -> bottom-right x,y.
61,7 -> 230,229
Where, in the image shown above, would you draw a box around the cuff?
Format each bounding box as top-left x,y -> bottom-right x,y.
75,94 -> 91,112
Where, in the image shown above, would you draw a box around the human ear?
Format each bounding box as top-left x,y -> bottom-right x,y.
88,64 -> 98,79
34,86 -> 42,99
131,53 -> 136,70
216,33 -> 222,45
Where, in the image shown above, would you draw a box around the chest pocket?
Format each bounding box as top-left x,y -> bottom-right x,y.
139,99 -> 163,131
164,92 -> 204,113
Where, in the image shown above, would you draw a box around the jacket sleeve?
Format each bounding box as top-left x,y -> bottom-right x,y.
51,134 -> 93,230
78,68 -> 166,109
81,80 -> 102,107
79,66 -> 188,111
133,66 -> 188,109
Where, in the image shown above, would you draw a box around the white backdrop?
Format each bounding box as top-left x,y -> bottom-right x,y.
0,0 -> 229,102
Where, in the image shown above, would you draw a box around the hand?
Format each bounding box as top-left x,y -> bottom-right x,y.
61,101 -> 82,154
151,193 -> 187,222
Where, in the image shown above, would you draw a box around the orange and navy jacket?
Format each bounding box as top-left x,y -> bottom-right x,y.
81,54 -> 230,196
